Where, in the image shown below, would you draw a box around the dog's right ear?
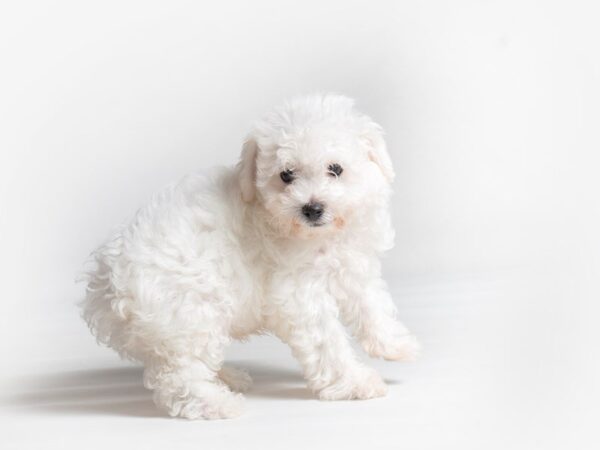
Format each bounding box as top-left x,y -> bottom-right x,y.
237,136 -> 259,202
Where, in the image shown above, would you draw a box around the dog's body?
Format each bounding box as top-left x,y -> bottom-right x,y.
83,94 -> 419,419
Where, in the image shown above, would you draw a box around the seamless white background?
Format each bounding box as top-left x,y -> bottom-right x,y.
1,1 -> 599,449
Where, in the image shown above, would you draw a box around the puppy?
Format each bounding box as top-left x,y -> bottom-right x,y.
82,93 -> 420,419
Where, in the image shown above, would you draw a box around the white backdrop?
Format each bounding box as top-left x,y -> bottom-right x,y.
1,1 -> 599,449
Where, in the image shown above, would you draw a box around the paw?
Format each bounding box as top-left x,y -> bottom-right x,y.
318,367 -> 387,401
198,392 -> 245,420
366,333 -> 421,362
164,391 -> 245,420
218,366 -> 253,393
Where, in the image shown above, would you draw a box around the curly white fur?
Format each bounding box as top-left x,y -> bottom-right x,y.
82,93 -> 420,420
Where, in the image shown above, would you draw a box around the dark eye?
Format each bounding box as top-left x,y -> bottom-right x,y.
328,163 -> 343,177
280,169 -> 295,184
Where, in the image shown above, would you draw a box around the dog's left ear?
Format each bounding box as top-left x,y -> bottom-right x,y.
362,122 -> 395,183
237,135 -> 259,202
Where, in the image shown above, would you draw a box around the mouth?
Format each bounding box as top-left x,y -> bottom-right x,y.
308,222 -> 325,228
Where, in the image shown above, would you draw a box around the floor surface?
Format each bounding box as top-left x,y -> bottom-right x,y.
0,273 -> 586,450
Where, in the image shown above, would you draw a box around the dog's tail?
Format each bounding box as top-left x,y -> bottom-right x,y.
79,230 -> 138,361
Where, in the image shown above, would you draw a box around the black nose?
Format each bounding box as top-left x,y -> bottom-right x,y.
301,202 -> 324,222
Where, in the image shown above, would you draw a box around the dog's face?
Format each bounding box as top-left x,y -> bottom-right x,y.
238,95 -> 395,238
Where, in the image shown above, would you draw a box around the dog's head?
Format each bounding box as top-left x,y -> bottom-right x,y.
237,94 -> 394,238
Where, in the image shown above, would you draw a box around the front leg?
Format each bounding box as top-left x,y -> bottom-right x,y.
265,274 -> 387,400
336,275 -> 421,362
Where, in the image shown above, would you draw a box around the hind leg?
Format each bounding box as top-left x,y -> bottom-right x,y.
142,333 -> 244,420
219,365 -> 253,393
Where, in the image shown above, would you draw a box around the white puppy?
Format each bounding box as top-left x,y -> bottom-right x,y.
82,93 -> 420,420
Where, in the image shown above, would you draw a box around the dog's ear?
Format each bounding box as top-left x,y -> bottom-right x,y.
238,135 -> 259,202
362,121 -> 395,183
